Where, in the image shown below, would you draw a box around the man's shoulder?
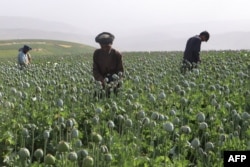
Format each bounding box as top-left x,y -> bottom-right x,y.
189,35 -> 198,39
188,35 -> 201,44
191,35 -> 200,41
18,51 -> 25,56
111,48 -> 121,55
93,49 -> 102,56
94,48 -> 102,52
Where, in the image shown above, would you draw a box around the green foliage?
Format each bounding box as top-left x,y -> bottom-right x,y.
0,39 -> 95,62
0,49 -> 249,166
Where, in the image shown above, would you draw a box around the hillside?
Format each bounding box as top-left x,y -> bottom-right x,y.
0,16 -> 94,48
0,39 -> 96,59
1,16 -> 250,51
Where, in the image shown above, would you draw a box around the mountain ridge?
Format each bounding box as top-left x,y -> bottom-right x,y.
1,16 -> 250,51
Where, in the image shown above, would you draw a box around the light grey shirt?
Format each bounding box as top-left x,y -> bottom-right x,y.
18,51 -> 28,65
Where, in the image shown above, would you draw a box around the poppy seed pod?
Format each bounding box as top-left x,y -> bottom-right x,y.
77,149 -> 88,159
205,142 -> 214,150
163,122 -> 174,132
125,119 -> 133,127
57,141 -> 70,152
74,139 -> 82,148
43,130 -> 50,140
19,148 -> 30,160
91,132 -> 102,144
196,112 -> 205,122
71,128 -> 79,138
34,149 -> 43,160
107,120 -> 115,129
68,151 -> 78,161
83,156 -> 94,167
100,145 -> 109,153
180,125 -> 192,134
104,153 -> 113,162
199,122 -> 208,130
44,154 -> 56,165
137,110 -> 146,119
191,138 -> 200,148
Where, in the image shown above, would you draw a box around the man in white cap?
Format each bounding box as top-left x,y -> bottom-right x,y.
93,32 -> 124,97
17,45 -> 32,69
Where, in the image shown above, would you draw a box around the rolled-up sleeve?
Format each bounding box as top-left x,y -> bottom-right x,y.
115,51 -> 124,74
93,51 -> 104,82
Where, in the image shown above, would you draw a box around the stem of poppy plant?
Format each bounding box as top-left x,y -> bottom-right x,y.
31,128 -> 35,162
43,138 -> 48,162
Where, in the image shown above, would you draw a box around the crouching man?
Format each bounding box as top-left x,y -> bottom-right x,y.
18,45 -> 32,70
93,32 -> 124,98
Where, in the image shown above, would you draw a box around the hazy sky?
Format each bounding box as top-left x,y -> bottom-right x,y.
1,0 -> 250,31
1,0 -> 250,50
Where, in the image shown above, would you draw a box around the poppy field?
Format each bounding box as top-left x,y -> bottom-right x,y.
0,49 -> 249,167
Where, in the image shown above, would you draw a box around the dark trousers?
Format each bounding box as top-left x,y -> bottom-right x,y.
180,59 -> 198,74
94,87 -> 119,99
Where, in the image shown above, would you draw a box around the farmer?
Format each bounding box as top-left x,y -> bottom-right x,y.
181,31 -> 210,73
18,45 -> 32,69
93,32 -> 124,97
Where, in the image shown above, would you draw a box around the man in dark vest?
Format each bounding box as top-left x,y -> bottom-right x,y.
181,31 -> 210,73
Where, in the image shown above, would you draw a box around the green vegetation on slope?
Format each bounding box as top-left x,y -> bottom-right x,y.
0,39 -> 96,61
